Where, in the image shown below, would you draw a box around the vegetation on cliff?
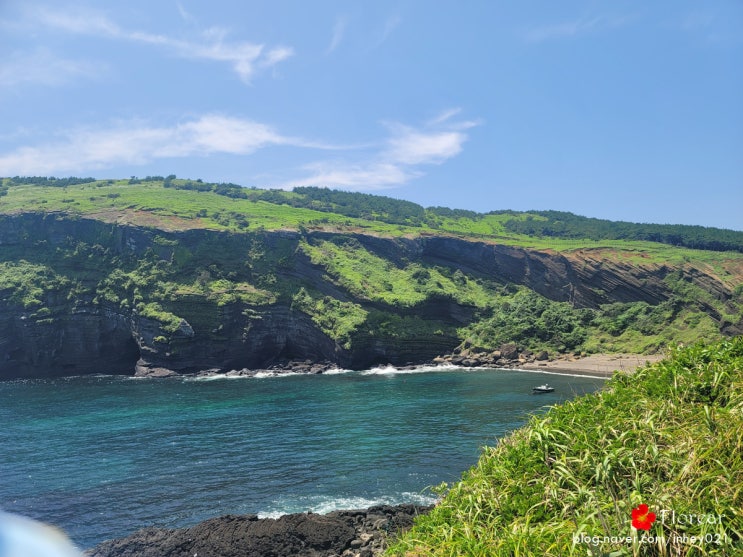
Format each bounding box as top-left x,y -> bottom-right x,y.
0,177 -> 741,377
387,337 -> 743,556
502,210 -> 743,253
4,176 -> 743,252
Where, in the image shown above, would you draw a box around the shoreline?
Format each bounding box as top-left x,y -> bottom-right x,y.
131,351 -> 667,381
512,352 -> 666,378
87,504 -> 433,557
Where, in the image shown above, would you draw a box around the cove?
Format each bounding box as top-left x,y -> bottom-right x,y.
0,366 -> 605,548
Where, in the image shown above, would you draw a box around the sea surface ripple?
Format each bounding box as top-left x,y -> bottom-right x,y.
0,366 -> 604,548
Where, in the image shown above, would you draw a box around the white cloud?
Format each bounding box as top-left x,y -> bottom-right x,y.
427,108 -> 462,126
0,109 -> 479,191
384,109 -> 479,166
34,8 -> 120,36
260,46 -> 295,68
0,115 -> 295,176
673,11 -> 741,45
176,2 -> 196,24
380,15 -> 402,43
287,162 -> 417,190
0,48 -> 105,88
524,14 -> 631,43
386,128 -> 467,166
171,116 -> 288,155
29,6 -> 293,83
364,14 -> 402,51
284,109 -> 479,190
524,18 -> 599,42
326,15 -> 348,54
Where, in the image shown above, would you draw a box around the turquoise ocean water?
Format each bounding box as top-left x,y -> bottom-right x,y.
0,365 -> 605,548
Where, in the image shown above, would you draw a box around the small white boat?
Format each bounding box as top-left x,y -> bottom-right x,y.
532,384 -> 554,394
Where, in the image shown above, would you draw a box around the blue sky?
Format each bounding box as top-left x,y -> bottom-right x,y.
1,1 -> 741,230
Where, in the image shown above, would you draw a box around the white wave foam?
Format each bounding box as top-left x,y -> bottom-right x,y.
183,374 -> 250,382
413,363 -> 479,372
360,365 -> 400,375
183,363 -> 508,381
184,370 -> 306,381
252,370 -> 303,379
257,492 -> 437,518
321,367 -> 354,375
360,362 -> 487,375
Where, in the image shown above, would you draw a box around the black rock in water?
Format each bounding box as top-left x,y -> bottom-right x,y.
86,504 -> 432,557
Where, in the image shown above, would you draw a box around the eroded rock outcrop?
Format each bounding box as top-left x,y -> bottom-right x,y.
86,504 -> 431,557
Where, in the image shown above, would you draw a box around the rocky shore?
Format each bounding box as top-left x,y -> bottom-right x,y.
87,504 -> 432,557
135,342 -> 662,380
432,343 -> 665,377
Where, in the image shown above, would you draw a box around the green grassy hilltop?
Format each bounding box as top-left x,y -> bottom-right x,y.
386,337 -> 743,556
0,176 -> 741,378
3,176 -> 742,252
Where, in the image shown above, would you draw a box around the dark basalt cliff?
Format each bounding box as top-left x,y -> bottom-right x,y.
0,213 -> 739,379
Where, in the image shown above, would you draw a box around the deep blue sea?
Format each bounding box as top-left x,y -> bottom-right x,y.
0,365 -> 605,549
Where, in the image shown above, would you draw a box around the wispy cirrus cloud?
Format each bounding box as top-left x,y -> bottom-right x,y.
0,115 -> 310,176
285,109 -> 480,190
365,14 -> 402,51
524,14 -> 632,43
0,109 -> 479,191
287,161 -> 416,190
380,15 -> 402,43
176,2 -> 196,24
327,13 -> 400,55
27,6 -> 293,83
673,10 -> 741,45
426,108 -> 464,126
0,48 -> 106,88
326,15 -> 349,54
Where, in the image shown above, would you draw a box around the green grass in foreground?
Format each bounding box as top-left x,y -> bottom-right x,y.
387,337 -> 743,556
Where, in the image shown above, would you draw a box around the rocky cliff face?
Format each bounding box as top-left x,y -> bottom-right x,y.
0,213 -> 739,379
0,300 -> 139,378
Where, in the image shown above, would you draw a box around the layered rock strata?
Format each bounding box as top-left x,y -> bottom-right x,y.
1,213 -> 739,379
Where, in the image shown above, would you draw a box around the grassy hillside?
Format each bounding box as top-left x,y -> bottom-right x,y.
3,176 -> 742,252
2,177 -> 741,279
387,337 -> 743,556
1,177 -> 741,369
503,210 -> 743,253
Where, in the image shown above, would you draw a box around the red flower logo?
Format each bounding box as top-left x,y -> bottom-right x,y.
631,504 -> 656,531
